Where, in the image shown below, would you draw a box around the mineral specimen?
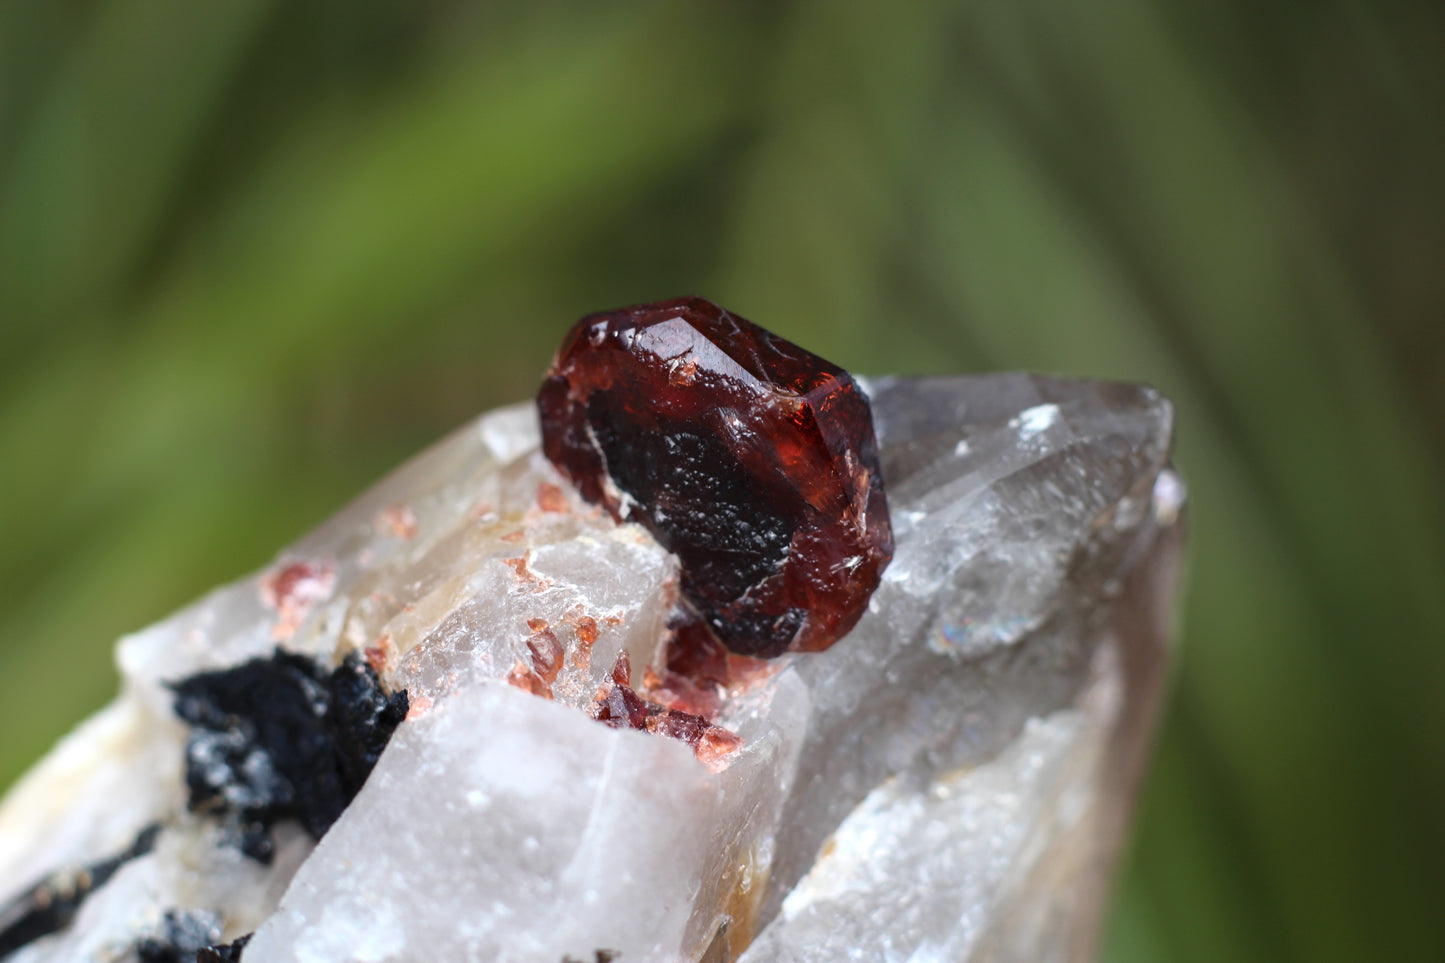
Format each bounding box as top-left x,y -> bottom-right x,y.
537,297 -> 893,657
0,341 -> 1183,961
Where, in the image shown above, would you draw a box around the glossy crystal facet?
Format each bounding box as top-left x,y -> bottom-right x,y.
537,297 -> 893,657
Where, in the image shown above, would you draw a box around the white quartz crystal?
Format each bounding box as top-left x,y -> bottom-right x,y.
0,374 -> 1183,963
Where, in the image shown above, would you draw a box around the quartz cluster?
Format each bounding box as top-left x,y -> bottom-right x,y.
0,306 -> 1184,963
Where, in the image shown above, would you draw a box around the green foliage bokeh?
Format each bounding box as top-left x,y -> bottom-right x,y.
1,2 -> 1441,960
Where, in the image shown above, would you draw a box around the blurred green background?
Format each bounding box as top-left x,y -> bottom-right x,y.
1,1 -> 1441,960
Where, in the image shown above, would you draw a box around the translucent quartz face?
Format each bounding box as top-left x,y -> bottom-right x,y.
0,374 -> 1182,963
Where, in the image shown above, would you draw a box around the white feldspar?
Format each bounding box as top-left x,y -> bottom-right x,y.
0,374 -> 1184,963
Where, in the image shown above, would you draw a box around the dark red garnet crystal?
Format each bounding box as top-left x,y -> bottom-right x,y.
537,297 -> 893,658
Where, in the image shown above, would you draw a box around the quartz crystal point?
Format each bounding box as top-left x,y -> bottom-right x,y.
0,373 -> 1184,963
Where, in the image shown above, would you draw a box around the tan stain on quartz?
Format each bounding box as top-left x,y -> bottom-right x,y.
717,845 -> 771,959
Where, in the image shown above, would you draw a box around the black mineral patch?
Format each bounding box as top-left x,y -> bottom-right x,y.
197,933 -> 251,963
0,824 -> 160,958
135,909 -> 223,962
171,650 -> 407,863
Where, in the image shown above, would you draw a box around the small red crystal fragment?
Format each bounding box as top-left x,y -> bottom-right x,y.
589,681 -> 649,729
538,297 -> 893,657
645,705 -> 709,745
259,559 -> 336,641
405,694 -> 433,721
586,678 -> 742,770
501,553 -> 551,592
694,726 -> 742,772
363,637 -> 392,675
536,481 -> 568,513
574,615 -> 600,648
611,650 -> 632,686
645,670 -> 723,721
507,661 -> 551,699
526,629 -> 564,684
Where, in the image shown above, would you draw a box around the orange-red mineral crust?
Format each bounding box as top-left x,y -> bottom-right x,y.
537,297 -> 893,657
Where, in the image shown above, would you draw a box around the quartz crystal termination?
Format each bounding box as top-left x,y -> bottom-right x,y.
0,372 -> 1183,959
538,297 -> 892,657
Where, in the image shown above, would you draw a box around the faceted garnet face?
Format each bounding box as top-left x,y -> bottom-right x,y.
537,297 -> 893,657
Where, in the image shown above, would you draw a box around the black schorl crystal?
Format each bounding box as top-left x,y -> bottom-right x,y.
171,650 -> 408,863
0,825 -> 160,957
135,909 -> 224,963
197,933 -> 252,963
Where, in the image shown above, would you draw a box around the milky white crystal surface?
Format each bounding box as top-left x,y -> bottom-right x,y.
0,374 -> 1183,963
